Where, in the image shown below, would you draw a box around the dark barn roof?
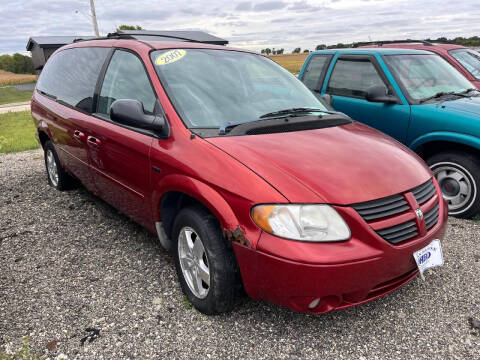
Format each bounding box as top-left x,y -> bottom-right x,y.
26,36 -> 94,51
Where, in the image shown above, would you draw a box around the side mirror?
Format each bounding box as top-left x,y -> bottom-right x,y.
313,91 -> 335,110
365,85 -> 397,104
320,93 -> 333,107
110,99 -> 167,135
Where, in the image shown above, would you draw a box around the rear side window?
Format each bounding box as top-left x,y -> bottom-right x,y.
302,55 -> 331,90
98,50 -> 156,117
327,59 -> 385,98
37,47 -> 110,112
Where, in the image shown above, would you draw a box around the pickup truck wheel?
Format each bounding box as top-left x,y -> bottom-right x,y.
427,151 -> 480,218
172,206 -> 238,314
44,141 -> 74,191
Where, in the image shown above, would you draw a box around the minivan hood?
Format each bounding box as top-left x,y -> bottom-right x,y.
207,122 -> 431,204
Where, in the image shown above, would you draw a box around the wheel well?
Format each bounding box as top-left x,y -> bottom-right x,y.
415,141 -> 480,160
160,191 -> 215,240
38,130 -> 50,149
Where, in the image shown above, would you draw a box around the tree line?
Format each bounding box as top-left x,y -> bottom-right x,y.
0,53 -> 35,74
262,35 -> 480,55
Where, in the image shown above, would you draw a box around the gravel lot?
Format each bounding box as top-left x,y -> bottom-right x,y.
1,149 -> 479,359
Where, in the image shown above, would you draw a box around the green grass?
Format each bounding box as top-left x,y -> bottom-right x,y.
0,111 -> 39,154
182,295 -> 193,310
0,87 -> 33,106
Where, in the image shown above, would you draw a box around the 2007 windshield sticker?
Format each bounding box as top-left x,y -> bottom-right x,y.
155,49 -> 186,66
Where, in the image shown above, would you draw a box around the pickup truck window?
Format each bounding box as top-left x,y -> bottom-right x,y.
383,54 -> 473,101
302,55 -> 331,90
327,59 -> 385,98
449,49 -> 480,80
98,50 -> 157,117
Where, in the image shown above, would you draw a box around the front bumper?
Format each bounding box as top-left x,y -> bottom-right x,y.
233,198 -> 448,314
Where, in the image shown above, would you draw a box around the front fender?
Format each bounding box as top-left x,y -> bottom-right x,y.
409,131 -> 480,152
151,173 -> 240,233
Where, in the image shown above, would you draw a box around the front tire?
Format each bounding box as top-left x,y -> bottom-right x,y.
427,151 -> 480,218
44,141 -> 74,191
172,206 -> 239,314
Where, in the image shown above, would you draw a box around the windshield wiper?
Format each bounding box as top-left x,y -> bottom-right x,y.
218,109 -> 338,135
259,107 -> 334,119
419,91 -> 473,103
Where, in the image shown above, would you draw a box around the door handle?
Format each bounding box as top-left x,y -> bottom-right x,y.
73,130 -> 85,142
87,136 -> 101,148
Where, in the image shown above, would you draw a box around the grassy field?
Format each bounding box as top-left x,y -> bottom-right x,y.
0,111 -> 39,154
0,87 -> 33,105
268,53 -> 309,74
0,70 -> 37,86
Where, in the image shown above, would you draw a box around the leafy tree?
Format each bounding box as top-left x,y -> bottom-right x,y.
292,47 -> 301,53
264,48 -> 272,55
0,53 -> 34,74
303,49 -> 310,53
117,24 -> 143,31
276,48 -> 284,54
315,44 -> 326,50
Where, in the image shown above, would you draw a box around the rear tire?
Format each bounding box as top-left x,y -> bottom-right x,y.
44,141 -> 74,191
426,151 -> 480,219
172,206 -> 239,314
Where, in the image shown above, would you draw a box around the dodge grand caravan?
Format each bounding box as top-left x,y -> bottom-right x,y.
31,34 -> 447,314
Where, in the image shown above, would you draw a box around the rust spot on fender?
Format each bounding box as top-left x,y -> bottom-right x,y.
225,226 -> 250,247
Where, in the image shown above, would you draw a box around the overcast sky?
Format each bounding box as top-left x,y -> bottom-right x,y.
1,0 -> 479,54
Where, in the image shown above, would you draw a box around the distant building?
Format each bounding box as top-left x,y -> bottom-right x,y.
26,36 -> 94,71
27,31 -> 228,71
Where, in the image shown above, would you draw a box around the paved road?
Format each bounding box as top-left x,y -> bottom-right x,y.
0,149 -> 479,359
0,102 -> 30,114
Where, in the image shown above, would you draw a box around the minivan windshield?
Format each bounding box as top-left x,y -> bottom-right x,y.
383,54 -> 474,101
150,49 -> 328,128
449,48 -> 480,80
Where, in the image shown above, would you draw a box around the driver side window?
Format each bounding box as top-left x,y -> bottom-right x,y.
327,59 -> 386,98
98,50 -> 156,118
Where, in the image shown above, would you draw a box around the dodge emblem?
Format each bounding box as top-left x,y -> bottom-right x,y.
415,208 -> 424,220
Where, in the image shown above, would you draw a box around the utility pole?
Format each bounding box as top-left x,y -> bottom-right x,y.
89,0 -> 100,37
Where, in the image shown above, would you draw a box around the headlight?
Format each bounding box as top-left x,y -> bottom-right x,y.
252,204 -> 350,242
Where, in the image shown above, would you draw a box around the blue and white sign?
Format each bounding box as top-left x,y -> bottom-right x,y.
413,239 -> 444,280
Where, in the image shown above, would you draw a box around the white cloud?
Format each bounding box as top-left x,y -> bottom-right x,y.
0,0 -> 479,54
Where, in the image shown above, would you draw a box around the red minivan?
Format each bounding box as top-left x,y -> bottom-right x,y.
32,34 -> 448,315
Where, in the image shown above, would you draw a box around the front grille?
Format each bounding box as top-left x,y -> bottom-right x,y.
424,204 -> 439,229
376,220 -> 418,244
352,194 -> 409,221
412,179 -> 436,205
352,177 -> 440,245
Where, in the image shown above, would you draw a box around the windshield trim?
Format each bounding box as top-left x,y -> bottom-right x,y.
382,53 -> 471,105
149,48 -> 328,134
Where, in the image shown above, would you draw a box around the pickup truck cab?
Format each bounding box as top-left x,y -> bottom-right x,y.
32,37 -> 447,315
300,48 -> 480,218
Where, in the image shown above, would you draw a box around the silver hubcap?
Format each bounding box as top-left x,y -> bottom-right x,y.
178,227 -> 210,299
46,150 -> 59,187
431,162 -> 476,214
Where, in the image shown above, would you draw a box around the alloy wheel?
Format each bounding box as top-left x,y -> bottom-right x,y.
177,226 -> 210,299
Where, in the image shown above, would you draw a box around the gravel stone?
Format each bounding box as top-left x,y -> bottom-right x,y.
1,149 -> 479,359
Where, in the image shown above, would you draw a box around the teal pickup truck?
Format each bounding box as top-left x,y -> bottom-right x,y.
299,48 -> 480,218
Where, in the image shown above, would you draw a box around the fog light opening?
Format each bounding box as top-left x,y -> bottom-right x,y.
308,298 -> 321,310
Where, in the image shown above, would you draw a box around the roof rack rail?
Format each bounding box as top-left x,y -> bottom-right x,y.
73,30 -> 229,45
108,30 -> 228,45
353,40 -> 434,48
